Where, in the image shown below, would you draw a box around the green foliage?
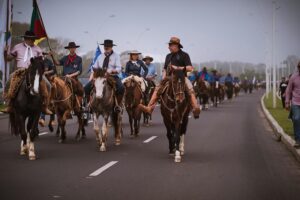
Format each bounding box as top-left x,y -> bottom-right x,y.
264,94 -> 293,137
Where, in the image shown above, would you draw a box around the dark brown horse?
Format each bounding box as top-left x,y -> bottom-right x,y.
124,76 -> 144,137
9,56 -> 45,160
194,78 -> 210,110
143,79 -> 155,126
210,82 -> 220,107
90,68 -> 123,151
49,76 -> 85,143
160,72 -> 191,163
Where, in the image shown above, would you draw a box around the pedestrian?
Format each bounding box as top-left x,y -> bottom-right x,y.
285,61 -> 300,148
279,77 -> 288,108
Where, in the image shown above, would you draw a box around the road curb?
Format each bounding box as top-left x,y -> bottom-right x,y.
260,93 -> 300,162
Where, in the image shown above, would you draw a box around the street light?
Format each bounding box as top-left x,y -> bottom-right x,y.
272,1 -> 280,108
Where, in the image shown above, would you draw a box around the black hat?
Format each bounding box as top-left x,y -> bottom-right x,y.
100,39 -> 116,47
64,42 -> 80,49
21,30 -> 37,39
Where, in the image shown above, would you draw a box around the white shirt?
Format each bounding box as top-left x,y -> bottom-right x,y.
93,51 -> 121,74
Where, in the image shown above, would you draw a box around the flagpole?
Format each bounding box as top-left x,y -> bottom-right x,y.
4,0 -> 10,86
33,0 -> 56,65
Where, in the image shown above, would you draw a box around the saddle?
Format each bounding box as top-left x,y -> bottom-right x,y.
122,75 -> 146,92
5,68 -> 27,100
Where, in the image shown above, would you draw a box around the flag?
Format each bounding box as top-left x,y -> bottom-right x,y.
89,44 -> 102,72
0,0 -> 12,87
30,0 -> 47,45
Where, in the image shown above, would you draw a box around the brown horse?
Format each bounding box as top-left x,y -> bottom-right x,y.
90,68 -> 123,151
210,82 -> 220,107
143,80 -> 155,126
160,72 -> 191,163
124,76 -> 144,137
194,78 -> 210,110
49,76 -> 85,143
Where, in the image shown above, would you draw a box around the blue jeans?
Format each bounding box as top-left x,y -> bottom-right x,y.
291,104 -> 300,142
113,76 -> 124,96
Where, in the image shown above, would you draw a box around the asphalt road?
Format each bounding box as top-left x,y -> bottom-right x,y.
1,90 -> 300,200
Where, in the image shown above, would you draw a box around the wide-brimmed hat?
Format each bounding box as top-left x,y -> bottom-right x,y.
64,42 -> 80,49
21,31 -> 37,39
142,56 -> 153,62
100,39 -> 116,47
168,36 -> 183,48
128,50 -> 142,55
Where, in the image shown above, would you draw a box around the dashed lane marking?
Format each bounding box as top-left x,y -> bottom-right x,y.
89,161 -> 118,177
143,136 -> 158,143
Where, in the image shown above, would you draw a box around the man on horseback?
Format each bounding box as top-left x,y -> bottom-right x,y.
138,37 -> 200,119
3,31 -> 52,115
198,67 -> 211,82
84,39 -> 124,110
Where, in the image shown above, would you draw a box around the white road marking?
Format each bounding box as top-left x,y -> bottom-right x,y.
39,132 -> 48,136
89,161 -> 118,177
143,136 -> 158,143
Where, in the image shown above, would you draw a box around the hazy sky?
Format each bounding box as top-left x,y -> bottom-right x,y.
12,0 -> 300,65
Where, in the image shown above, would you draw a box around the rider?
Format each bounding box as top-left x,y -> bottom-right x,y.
3,30 -> 52,114
85,39 -> 124,108
233,76 -> 240,85
198,67 -> 211,82
123,50 -> 148,92
39,52 -> 57,127
225,73 -> 234,87
138,37 -> 201,119
143,56 -> 157,88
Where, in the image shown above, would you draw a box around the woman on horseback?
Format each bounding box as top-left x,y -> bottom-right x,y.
125,51 -> 148,78
138,37 -> 200,119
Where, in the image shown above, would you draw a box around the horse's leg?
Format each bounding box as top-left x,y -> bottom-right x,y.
128,113 -> 134,137
174,123 -> 182,163
100,115 -> 109,152
19,116 -> 28,156
93,114 -> 102,149
165,123 -> 174,155
75,111 -> 84,141
58,112 -> 67,143
112,111 -> 122,146
28,115 -> 39,160
48,115 -> 54,133
179,116 -> 189,156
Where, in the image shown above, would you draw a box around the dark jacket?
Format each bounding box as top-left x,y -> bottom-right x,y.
125,60 -> 148,78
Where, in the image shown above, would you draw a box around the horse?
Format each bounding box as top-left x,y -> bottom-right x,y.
49,76 -> 86,143
160,71 -> 191,163
210,81 -> 220,107
9,56 -> 45,160
194,78 -> 210,110
123,75 -> 144,137
90,68 -> 123,151
241,80 -> 249,93
225,82 -> 234,100
143,79 -> 155,126
233,83 -> 240,97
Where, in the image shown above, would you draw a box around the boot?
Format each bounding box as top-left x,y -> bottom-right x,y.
189,90 -> 201,119
138,89 -> 158,114
40,81 -> 53,115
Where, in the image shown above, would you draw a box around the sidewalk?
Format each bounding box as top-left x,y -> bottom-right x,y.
261,93 -> 300,162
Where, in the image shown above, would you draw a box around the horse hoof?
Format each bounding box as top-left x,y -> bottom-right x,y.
99,146 -> 106,152
174,151 -> 181,163
180,151 -> 185,156
29,155 -> 36,161
58,139 -> 65,144
115,140 -> 121,146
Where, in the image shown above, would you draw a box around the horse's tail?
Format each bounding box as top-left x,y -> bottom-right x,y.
9,112 -> 19,135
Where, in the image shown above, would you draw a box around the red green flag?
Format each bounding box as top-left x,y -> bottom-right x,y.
30,0 -> 47,45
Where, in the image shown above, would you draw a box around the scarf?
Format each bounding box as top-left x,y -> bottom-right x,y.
23,43 -> 33,63
102,51 -> 114,70
66,54 -> 77,65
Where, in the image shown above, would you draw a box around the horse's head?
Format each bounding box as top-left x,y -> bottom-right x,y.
124,76 -> 137,89
27,56 -> 45,95
171,72 -> 186,103
93,68 -> 106,79
94,76 -> 107,99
